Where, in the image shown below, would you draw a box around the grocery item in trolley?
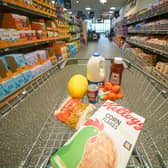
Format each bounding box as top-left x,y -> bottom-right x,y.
51,100 -> 145,168
54,97 -> 96,129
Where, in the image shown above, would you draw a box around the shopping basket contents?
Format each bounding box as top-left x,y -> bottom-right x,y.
51,101 -> 145,168
109,57 -> 124,85
55,97 -> 95,129
67,74 -> 88,98
99,82 -> 124,101
86,52 -> 106,87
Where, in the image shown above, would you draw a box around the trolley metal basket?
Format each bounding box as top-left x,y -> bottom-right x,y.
0,58 -> 167,168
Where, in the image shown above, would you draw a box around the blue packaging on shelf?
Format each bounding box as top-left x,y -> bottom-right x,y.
22,70 -> 33,82
1,78 -> 17,94
13,74 -> 25,88
0,85 -> 7,100
5,54 -> 26,67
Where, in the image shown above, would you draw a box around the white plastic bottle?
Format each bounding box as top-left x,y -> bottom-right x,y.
87,52 -> 106,87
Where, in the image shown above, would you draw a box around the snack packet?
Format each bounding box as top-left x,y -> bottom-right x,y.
51,100 -> 145,168
55,97 -> 96,129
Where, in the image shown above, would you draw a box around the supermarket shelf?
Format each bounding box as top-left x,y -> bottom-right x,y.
68,37 -> 80,42
0,36 -> 70,54
0,59 -> 66,112
128,30 -> 168,35
0,0 -> 56,19
124,50 -> 168,86
126,39 -> 168,58
126,6 -> 168,25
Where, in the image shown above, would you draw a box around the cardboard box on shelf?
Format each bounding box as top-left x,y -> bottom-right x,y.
5,54 -> 26,72
24,52 -> 38,65
45,47 -> 56,57
0,85 -> 7,100
155,62 -> 166,73
162,64 -> 168,76
0,13 -> 31,30
13,73 -> 25,88
0,60 -> 8,78
22,70 -> 33,82
30,65 -> 43,78
36,50 -> 48,60
1,78 -> 17,94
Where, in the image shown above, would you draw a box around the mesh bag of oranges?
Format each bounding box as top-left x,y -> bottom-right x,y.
99,82 -> 124,101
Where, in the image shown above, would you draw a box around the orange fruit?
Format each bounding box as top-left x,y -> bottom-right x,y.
104,82 -> 113,91
107,93 -> 117,101
116,93 -> 124,99
111,85 -> 120,93
99,87 -> 106,92
100,94 -> 108,101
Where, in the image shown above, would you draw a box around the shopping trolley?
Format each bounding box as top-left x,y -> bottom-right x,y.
0,58 -> 167,168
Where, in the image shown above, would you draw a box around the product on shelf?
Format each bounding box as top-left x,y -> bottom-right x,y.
0,13 -> 31,30
155,62 -> 168,76
1,78 -> 17,94
0,85 -> 7,100
0,59 -> 8,78
50,41 -> 69,61
131,48 -> 157,65
5,54 -> 26,72
13,73 -> 25,88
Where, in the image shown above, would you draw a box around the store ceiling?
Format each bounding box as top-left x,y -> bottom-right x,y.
69,0 -> 127,18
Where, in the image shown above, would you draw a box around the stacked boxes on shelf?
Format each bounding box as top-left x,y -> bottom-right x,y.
66,40 -> 81,56
3,0 -> 56,17
50,42 -> 69,61
0,49 -> 55,100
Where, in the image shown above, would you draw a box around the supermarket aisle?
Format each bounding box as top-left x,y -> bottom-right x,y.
76,34 -> 124,58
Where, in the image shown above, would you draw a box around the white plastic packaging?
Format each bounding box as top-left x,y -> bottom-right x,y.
87,52 -> 106,86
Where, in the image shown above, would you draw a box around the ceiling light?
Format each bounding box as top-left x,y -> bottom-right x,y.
76,0 -> 79,3
51,0 -> 55,4
85,7 -> 91,10
109,11 -> 114,14
100,0 -> 107,3
64,8 -> 67,11
69,11 -> 72,14
110,7 -> 116,10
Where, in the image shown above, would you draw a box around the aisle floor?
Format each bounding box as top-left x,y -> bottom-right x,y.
76,34 -> 124,58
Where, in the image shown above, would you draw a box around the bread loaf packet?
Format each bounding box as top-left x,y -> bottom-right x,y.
54,97 -> 96,129
51,100 -> 145,168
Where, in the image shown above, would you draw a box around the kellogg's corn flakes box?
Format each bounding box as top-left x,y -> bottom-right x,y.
51,100 -> 145,168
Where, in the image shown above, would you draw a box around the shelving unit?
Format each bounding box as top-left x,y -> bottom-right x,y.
0,0 -> 56,19
0,0 -> 84,110
126,38 -> 168,58
0,59 -> 66,113
124,49 -> 168,85
0,36 -> 70,54
126,2 -> 168,25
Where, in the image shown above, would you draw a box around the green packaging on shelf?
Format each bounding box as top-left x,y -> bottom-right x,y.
0,85 -> 7,100
13,73 -> 25,88
51,100 -> 145,168
22,70 -> 33,82
5,54 -> 26,70
1,78 -> 17,94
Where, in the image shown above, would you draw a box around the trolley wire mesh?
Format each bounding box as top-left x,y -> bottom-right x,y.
0,59 -> 167,168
